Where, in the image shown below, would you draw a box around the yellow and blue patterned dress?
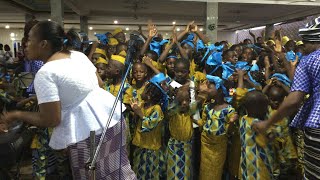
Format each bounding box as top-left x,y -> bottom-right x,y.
132,104 -> 164,180
268,107 -> 297,175
198,104 -> 236,180
240,115 -> 275,180
167,112 -> 194,180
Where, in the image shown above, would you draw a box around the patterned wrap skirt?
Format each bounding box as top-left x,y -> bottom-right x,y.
303,128 -> 320,180
166,137 -> 192,180
68,120 -> 136,180
133,147 -> 164,180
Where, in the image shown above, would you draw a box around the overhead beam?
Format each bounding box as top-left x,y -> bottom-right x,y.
173,0 -> 320,6
64,0 -> 90,15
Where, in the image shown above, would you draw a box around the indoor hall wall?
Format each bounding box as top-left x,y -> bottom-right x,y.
217,31 -> 236,44
0,29 -> 24,50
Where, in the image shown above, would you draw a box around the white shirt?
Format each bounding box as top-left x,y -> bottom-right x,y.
34,51 -> 124,150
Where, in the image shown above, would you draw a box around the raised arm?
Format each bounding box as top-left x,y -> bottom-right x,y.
140,24 -> 157,56
177,21 -> 194,41
191,24 -> 210,44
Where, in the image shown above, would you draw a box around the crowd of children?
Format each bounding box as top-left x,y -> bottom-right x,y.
0,18 -> 313,180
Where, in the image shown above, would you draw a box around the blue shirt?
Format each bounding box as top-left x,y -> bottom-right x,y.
290,49 -> 320,128
26,60 -> 44,94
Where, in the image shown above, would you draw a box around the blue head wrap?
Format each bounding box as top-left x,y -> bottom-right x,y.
149,73 -> 169,111
285,50 -> 296,62
167,55 -> 178,60
250,64 -> 260,71
149,37 -> 162,56
271,73 -> 291,87
197,40 -> 206,52
206,51 -> 235,80
201,44 -> 224,62
235,61 -> 251,71
181,33 -> 195,49
206,75 -> 228,97
160,39 -> 169,46
95,34 -> 109,45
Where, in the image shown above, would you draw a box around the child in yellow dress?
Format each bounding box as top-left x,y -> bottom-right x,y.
195,75 -> 238,180
131,73 -> 168,180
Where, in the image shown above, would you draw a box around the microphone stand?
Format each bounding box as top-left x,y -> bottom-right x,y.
86,39 -> 136,180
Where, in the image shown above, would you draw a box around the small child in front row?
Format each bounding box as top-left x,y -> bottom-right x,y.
131,73 -> 168,180
240,90 -> 276,180
166,86 -> 193,180
195,75 -> 238,180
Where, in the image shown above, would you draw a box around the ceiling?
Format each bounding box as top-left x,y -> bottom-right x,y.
0,0 -> 319,33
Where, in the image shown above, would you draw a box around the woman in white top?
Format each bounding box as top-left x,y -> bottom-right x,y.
0,21 -> 136,180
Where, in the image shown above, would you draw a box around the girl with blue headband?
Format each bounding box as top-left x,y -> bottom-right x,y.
194,75 -> 238,180
131,73 -> 168,180
262,75 -> 298,178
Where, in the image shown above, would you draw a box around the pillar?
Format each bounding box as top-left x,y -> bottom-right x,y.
206,2 -> 218,43
50,0 -> 64,26
265,24 -> 274,41
80,16 -> 88,35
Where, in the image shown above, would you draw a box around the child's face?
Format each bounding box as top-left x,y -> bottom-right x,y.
176,91 -> 190,113
91,53 -> 101,64
226,51 -> 238,64
268,87 -> 285,110
207,82 -> 218,99
114,32 -> 126,43
166,58 -> 176,75
105,60 -> 118,79
107,45 -> 117,57
234,46 -> 242,58
133,64 -> 147,82
241,48 -> 253,63
96,63 -> 107,80
160,80 -> 169,93
174,63 -> 189,84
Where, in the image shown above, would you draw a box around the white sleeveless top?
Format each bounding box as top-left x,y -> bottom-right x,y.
34,51 -> 125,150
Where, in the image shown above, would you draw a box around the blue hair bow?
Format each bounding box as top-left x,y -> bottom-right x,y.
149,37 -> 162,56
285,50 -> 296,62
250,64 -> 260,71
201,44 -> 224,62
206,75 -> 229,97
222,62 -> 235,80
197,40 -> 206,52
160,39 -> 169,46
149,73 -> 169,111
206,52 -> 235,80
235,61 -> 251,71
271,73 -> 291,87
95,34 -> 109,45
181,33 -> 195,49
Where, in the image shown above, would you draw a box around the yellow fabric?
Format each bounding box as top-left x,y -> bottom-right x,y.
131,84 -> 147,105
95,57 -> 108,65
296,41 -> 303,46
282,36 -> 290,46
132,104 -> 164,150
192,71 -> 207,89
108,38 -> 119,46
189,59 -> 197,78
169,113 -> 193,141
200,133 -> 228,180
104,82 -> 132,105
233,87 -> 249,109
267,40 -> 275,45
112,27 -> 123,36
94,48 -> 106,57
111,55 -> 125,65
30,128 -> 53,149
119,50 -> 127,57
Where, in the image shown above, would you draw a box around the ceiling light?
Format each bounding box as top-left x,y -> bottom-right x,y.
114,20 -> 118,24
48,19 -> 51,21
176,28 -> 180,32
10,33 -> 14,37
125,33 -> 127,35
166,33 -> 168,36
125,27 -> 129,31
94,32 -> 96,35
172,21 -> 176,25
11,38 -> 15,41
5,25 -> 10,29
89,27 -> 93,30
199,28 -> 203,32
